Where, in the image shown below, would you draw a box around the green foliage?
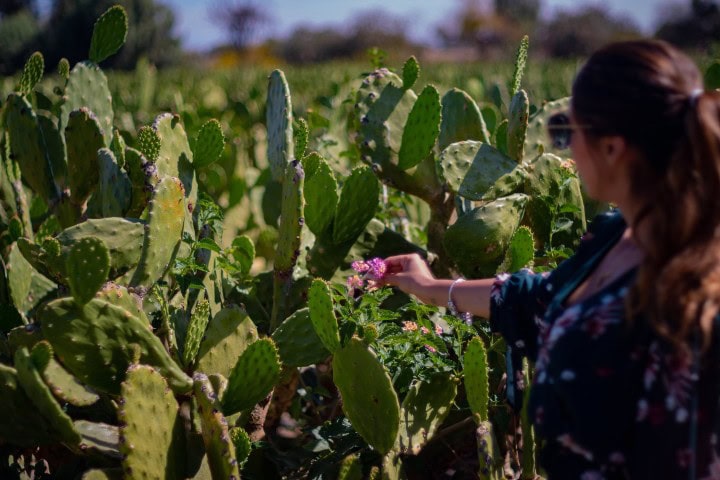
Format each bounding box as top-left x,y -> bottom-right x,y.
65,236 -> 110,305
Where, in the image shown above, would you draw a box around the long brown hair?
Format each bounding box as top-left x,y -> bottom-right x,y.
572,39 -> 720,353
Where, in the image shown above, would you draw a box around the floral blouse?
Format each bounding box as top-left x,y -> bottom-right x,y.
490,211 -> 720,479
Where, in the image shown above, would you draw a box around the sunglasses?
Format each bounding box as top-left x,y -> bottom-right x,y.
546,112 -> 592,150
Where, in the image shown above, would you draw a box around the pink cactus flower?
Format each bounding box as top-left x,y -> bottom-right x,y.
420,326 -> 430,334
402,321 -> 418,332
434,325 -> 443,335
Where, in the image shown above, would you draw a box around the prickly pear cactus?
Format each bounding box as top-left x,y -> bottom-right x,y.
332,166 -> 379,245
183,297 -> 210,368
271,307 -> 330,367
118,364 -> 183,479
355,68 -> 416,168
88,5 -> 128,64
193,373 -> 241,480
129,176 -> 185,289
18,51 -> 44,96
60,61 -> 114,145
65,236 -> 110,305
38,344 -> 100,407
464,337 -> 490,421
402,56 -> 420,90
438,88 -> 491,150
438,141 -> 517,200
444,193 -> 529,278
65,107 -> 104,207
40,297 -> 193,395
507,90 -> 529,162
195,306 -> 259,378
192,119 -> 225,168
222,338 -> 281,415
0,363 -> 58,446
397,85 -> 441,170
303,154 -> 338,239
397,374 -> 458,454
308,279 -> 341,353
267,69 -> 294,182
14,346 -> 82,445
332,337 -> 400,455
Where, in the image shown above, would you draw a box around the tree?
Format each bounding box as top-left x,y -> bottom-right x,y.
495,0 -> 540,25
655,0 -> 720,51
0,0 -> 39,73
211,0 -> 271,49
538,5 -> 641,58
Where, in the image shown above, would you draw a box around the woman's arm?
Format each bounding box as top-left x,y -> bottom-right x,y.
382,254 -> 495,318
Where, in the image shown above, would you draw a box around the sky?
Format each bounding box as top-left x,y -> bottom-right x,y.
163,0 -> 670,51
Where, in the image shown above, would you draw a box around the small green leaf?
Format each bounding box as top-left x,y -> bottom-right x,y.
231,236 -> 255,274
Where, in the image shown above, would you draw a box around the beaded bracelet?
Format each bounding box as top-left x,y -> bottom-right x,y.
447,278 -> 473,325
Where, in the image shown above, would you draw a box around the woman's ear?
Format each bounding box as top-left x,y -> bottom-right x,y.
600,135 -> 628,167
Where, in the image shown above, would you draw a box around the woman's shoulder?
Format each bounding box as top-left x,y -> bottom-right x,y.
583,209 -> 627,243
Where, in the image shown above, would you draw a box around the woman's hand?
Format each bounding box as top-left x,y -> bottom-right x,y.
382,253 -> 436,299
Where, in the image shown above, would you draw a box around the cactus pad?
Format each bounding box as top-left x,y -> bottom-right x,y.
7,242 -> 56,313
522,153 -> 586,247
195,306 -> 259,378
355,69 -> 416,168
4,93 -> 59,203
41,350 -> 100,407
230,427 -> 252,465
523,97 -> 571,161
438,141 -> 517,200
477,421 -> 502,480
303,154 -> 338,238
97,147 -> 132,217
14,346 -> 82,444
193,119 -> 225,168
0,363 -> 57,446
332,338 -> 400,455
398,374 -> 458,454
19,51 -> 44,95
511,36 -> 529,97
402,56 -> 420,90
60,62 -> 114,145
119,364 -> 183,479
464,337 -> 490,421
507,90 -> 529,162
443,194 -> 528,278
308,279 -> 341,353
89,5 -> 128,64
272,307 -> 331,367
222,338 -> 281,415
65,108 -> 105,205
438,88 -> 490,151
273,159 -> 304,274
397,85 -> 441,170
137,125 -> 161,163
267,69 -> 294,182
65,237 -> 110,305
332,166 -> 379,245
183,297 -> 210,368
153,113 -> 197,206
129,176 -> 185,288
40,297 -> 192,395
58,58 -> 70,79
499,225 -> 534,273
294,117 -> 309,161
57,217 -> 144,279
193,373 -> 241,479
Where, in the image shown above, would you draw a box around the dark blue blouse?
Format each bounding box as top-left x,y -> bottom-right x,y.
489,211 -> 720,479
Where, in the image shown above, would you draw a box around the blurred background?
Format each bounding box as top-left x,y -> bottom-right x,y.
0,0 -> 718,73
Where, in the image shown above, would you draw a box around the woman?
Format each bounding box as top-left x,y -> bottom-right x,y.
383,40 -> 720,479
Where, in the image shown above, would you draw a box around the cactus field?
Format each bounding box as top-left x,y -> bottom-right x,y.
0,4 -> 671,479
